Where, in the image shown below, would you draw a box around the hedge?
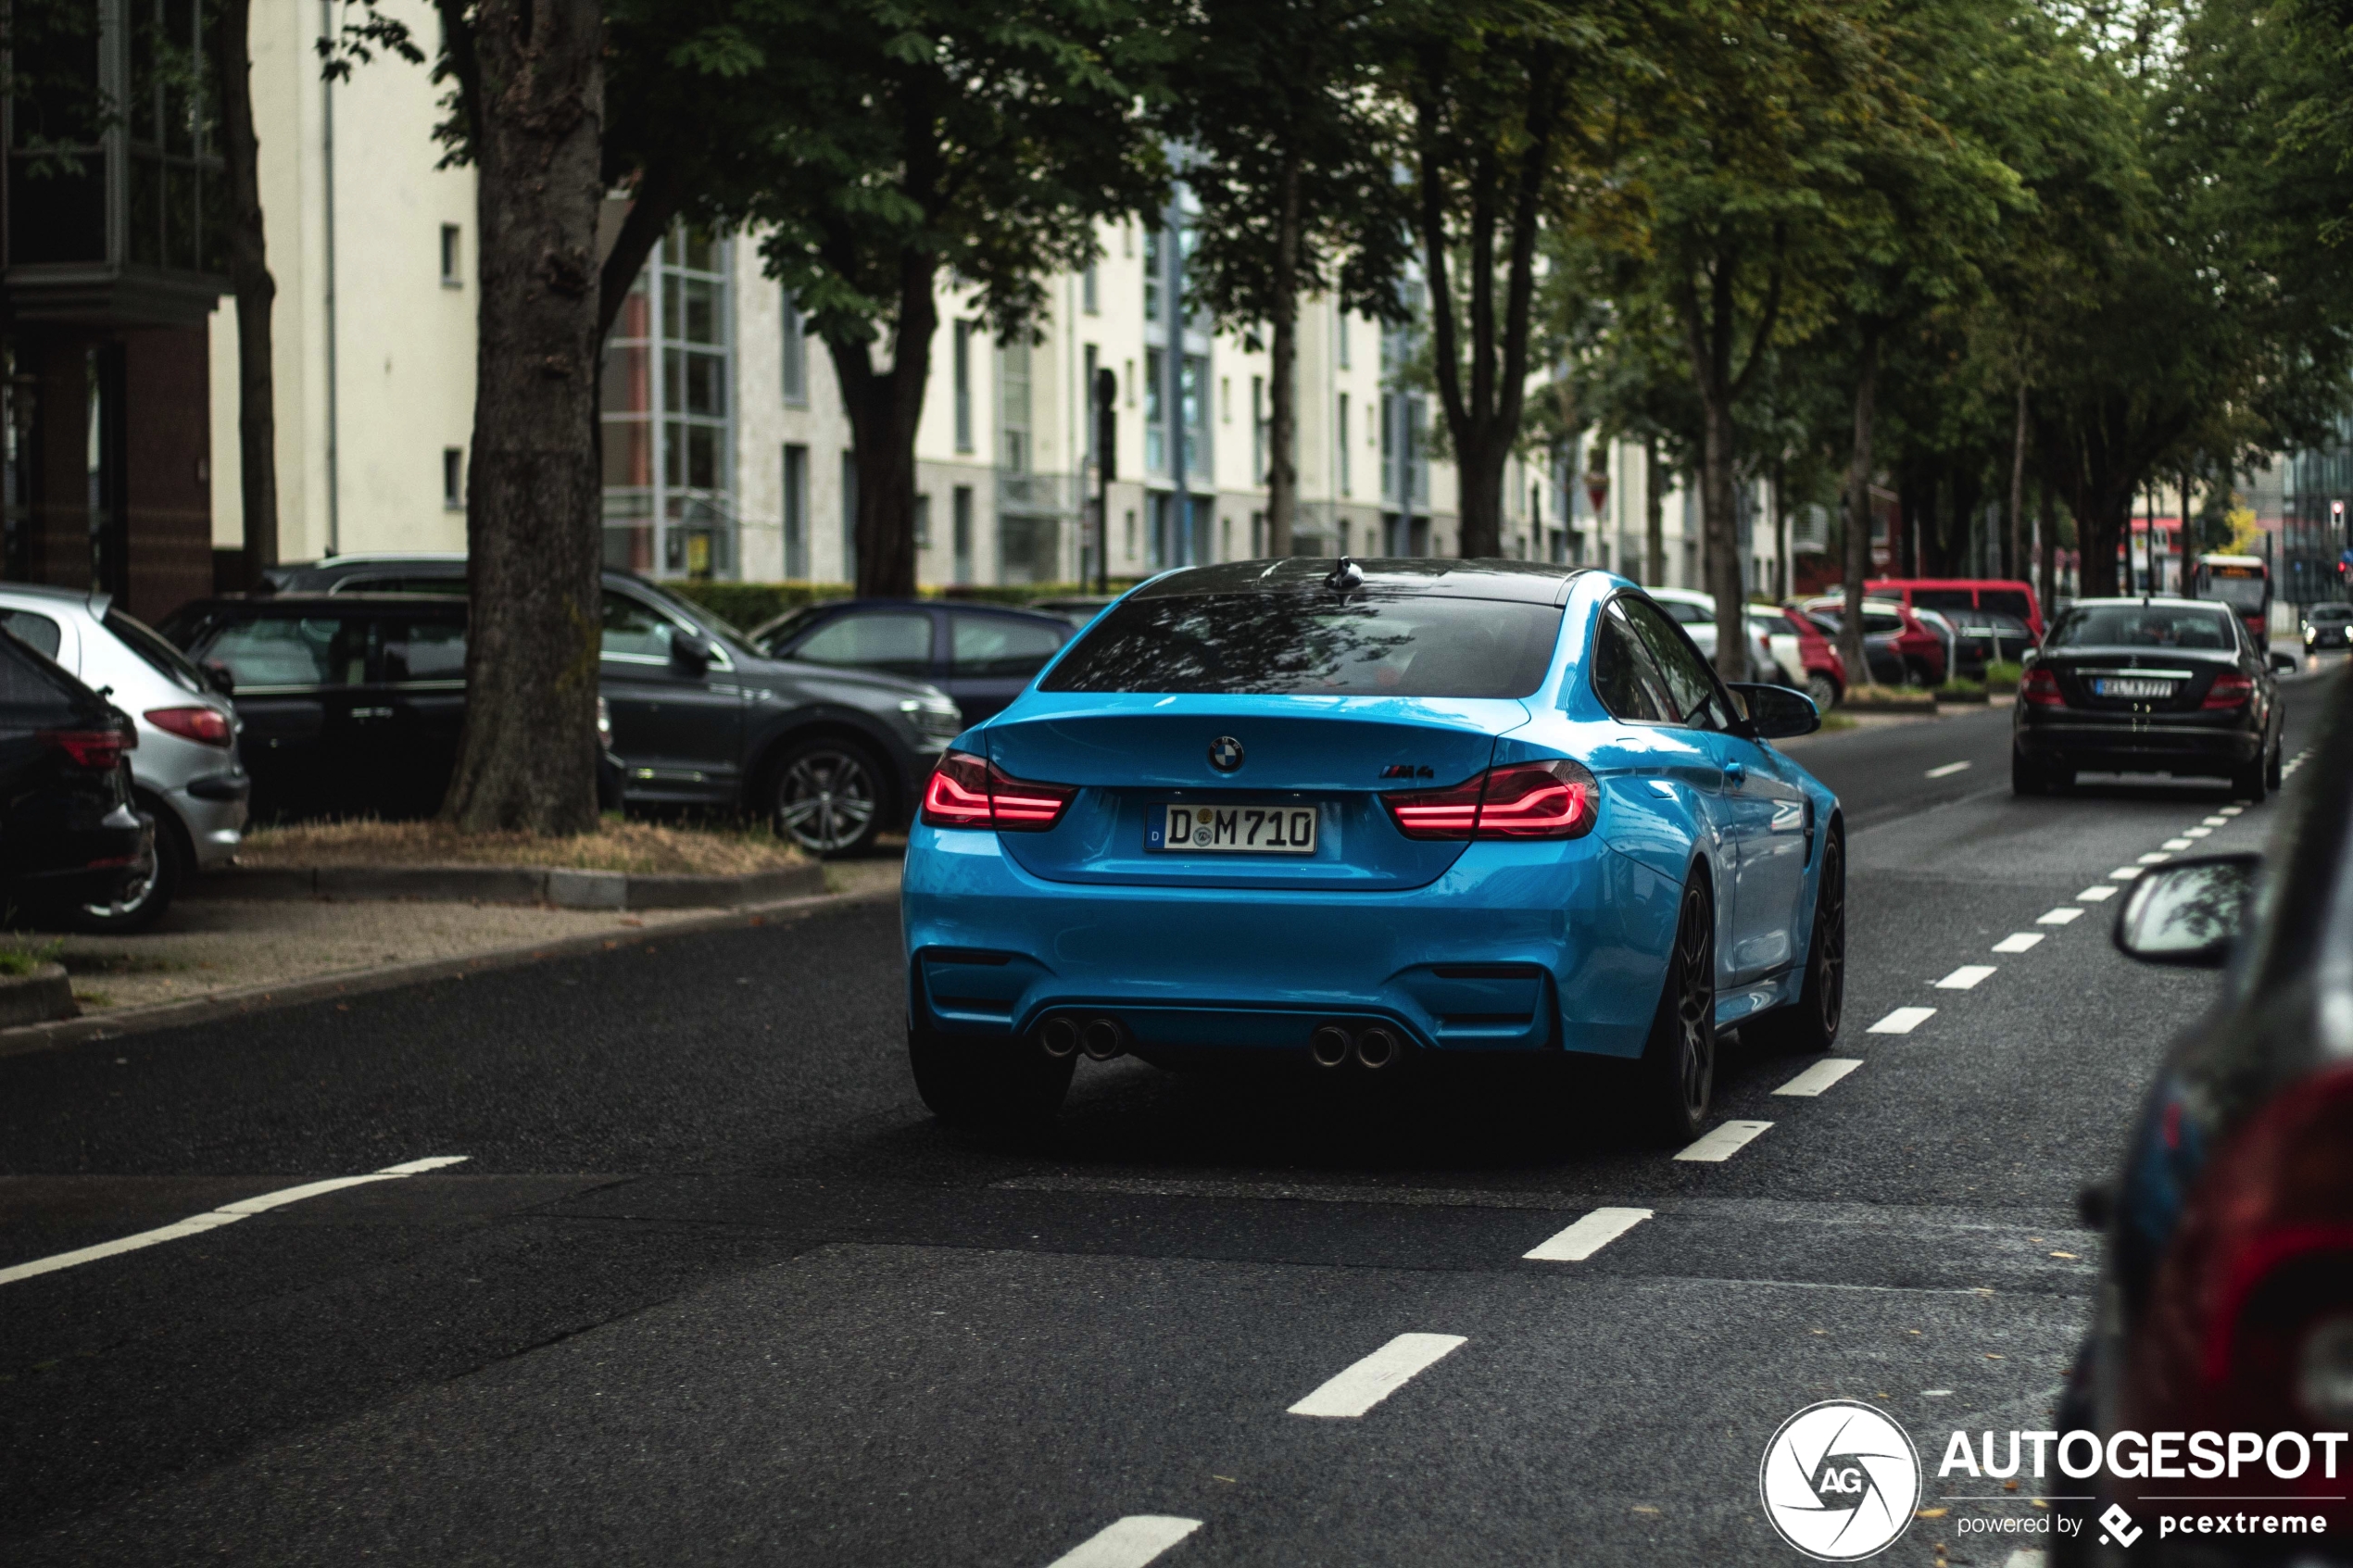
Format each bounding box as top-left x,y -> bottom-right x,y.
665,580 -> 1139,636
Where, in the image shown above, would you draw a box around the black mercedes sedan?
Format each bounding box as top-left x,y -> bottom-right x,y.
2013,597 -> 2296,800
161,578 -> 963,856
2051,663 -> 2353,1564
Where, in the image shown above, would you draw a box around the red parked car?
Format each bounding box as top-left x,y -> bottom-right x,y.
1746,603 -> 1846,710
1865,577 -> 2045,641
1802,596 -> 1949,688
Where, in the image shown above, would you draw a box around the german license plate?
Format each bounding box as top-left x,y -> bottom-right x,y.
1149,803 -> 1319,855
2095,677 -> 2174,699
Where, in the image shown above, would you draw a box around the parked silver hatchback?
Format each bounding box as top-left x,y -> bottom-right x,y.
0,584 -> 246,930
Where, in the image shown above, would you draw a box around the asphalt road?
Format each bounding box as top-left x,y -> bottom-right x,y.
3,660 -> 2345,1568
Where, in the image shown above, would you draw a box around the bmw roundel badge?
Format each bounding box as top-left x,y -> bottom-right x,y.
1208,735 -> 1244,771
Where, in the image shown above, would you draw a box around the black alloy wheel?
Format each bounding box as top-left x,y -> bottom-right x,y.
1755,831 -> 1844,1054
771,737 -> 887,857
1637,880 -> 1717,1142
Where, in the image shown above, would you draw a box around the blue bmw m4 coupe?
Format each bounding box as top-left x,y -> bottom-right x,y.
901,558 -> 1845,1138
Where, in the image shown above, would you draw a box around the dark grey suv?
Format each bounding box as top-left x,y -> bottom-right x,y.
177,558 -> 962,856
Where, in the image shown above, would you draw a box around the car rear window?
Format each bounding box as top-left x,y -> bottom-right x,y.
1909,588 -> 1976,610
1040,594 -> 1564,697
1981,589 -> 2033,621
104,608 -> 205,694
203,615 -> 368,688
950,612 -> 1064,678
2051,605 -> 2234,650
1,608 -> 62,659
2308,605 -> 2351,622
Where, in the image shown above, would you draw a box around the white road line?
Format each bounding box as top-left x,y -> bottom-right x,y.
1992,933 -> 2045,953
2203,815 -> 2230,826
2162,838 -> 2194,850
1524,1207 -> 1655,1261
1934,965 -> 1997,990
1288,1333 -> 1467,1418
1044,1516 -> 1203,1568
2185,827 -> 2212,838
2109,866 -> 2145,881
2036,907 -> 2085,925
1772,1059 -> 1863,1098
2221,806 -> 2246,815
2137,852 -> 2173,865
2076,885 -> 2119,902
0,1157 -> 470,1288
1925,760 -> 1973,779
1674,1120 -> 1774,1162
1868,1006 -> 1937,1035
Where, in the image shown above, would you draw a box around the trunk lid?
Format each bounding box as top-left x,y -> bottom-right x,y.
984,692 -> 1526,890
2042,648 -> 2238,712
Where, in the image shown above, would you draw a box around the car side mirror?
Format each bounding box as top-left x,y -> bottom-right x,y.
201,659 -> 236,697
1727,682 -> 1820,740
670,631 -> 712,676
2271,651 -> 2297,672
2114,853 -> 2260,968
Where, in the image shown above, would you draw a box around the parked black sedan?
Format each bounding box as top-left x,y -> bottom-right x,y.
748,598 -> 1074,724
2012,597 -> 2295,799
0,626 -> 150,913
2054,667 -> 2353,1563
160,583 -> 963,855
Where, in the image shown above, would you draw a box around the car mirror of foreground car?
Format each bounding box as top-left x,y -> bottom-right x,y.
671,632 -> 713,677
2114,853 -> 2262,969
2271,651 -> 2299,672
1726,682 -> 1820,741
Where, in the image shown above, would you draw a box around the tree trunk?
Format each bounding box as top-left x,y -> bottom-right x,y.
1265,156 -> 1301,558
2038,483 -> 2057,611
1454,440 -> 1504,556
2007,380 -> 2028,583
1643,435 -> 1665,587
219,0 -> 277,577
826,256 -> 937,597
1771,456 -> 1787,600
1699,395 -> 1744,681
434,0 -> 607,836
1839,322 -> 1879,692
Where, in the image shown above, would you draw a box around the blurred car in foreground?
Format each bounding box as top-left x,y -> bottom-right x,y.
2303,602 -> 2350,652
749,598 -> 1073,724
0,584 -> 245,930
900,559 -> 1844,1136
163,582 -> 962,855
2058,669 -> 2353,1562
2012,597 -> 2292,799
0,627 -> 149,919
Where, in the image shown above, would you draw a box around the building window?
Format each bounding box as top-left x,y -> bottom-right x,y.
1083,345 -> 1101,470
842,450 -> 859,581
953,321 -> 974,454
914,492 -> 932,549
1143,227 -> 1162,322
1220,376 -> 1231,424
1252,376 -> 1265,484
440,224 -> 461,287
1221,515 -> 1232,559
1338,310 -> 1350,369
442,447 -> 463,509
1144,347 -> 1165,473
1338,394 -> 1351,495
1125,508 -> 1137,560
1001,339 -> 1030,474
598,227 -> 736,579
1182,355 -> 1207,479
1083,257 -> 1099,315
783,445 -> 809,578
1123,358 -> 1136,408
782,289 -> 808,407
952,484 -> 975,584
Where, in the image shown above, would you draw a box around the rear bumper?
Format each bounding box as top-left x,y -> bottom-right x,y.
2015,710 -> 2262,772
901,825 -> 1679,1060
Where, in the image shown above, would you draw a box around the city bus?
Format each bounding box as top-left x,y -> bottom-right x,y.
2189,554 -> 2272,648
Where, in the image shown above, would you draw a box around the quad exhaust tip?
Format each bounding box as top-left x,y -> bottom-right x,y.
1309,1025 -> 1353,1069
1354,1026 -> 1401,1071
1079,1016 -> 1127,1061
1038,1015 -> 1080,1060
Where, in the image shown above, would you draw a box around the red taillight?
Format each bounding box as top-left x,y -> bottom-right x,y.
2020,666 -> 2065,707
920,749 -> 1075,833
2203,672 -> 2255,709
1384,759 -> 1599,842
145,706 -> 233,746
43,727 -> 134,769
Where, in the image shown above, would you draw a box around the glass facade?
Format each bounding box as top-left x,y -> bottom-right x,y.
601,230 -> 735,579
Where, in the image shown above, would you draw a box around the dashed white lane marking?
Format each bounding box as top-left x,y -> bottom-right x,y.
2108,866 -> 2145,881
1289,1333 -> 1467,1418
1925,760 -> 1973,779
2221,806 -> 2246,816
2076,885 -> 2119,902
1923,1388 -> 1954,1398
1524,1207 -> 1655,1261
1934,965 -> 1997,990
0,1157 -> 471,1288
2185,827 -> 2212,838
1773,1059 -> 1863,1098
2137,852 -> 2173,865
2162,837 -> 2194,850
1674,1120 -> 1774,1161
1044,1516 -> 1203,1568
1868,1007 -> 1938,1035
2203,815 -> 2230,826
1992,933 -> 2045,953
2037,907 -> 2085,925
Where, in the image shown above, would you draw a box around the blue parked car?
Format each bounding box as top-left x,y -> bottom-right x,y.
900,558 -> 1845,1135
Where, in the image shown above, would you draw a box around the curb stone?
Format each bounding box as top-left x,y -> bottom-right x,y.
0,962 -> 77,1028
0,885 -> 895,1060
182,860 -> 822,910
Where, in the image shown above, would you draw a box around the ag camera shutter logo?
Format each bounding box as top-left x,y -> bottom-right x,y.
1760,1399 -> 1923,1561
